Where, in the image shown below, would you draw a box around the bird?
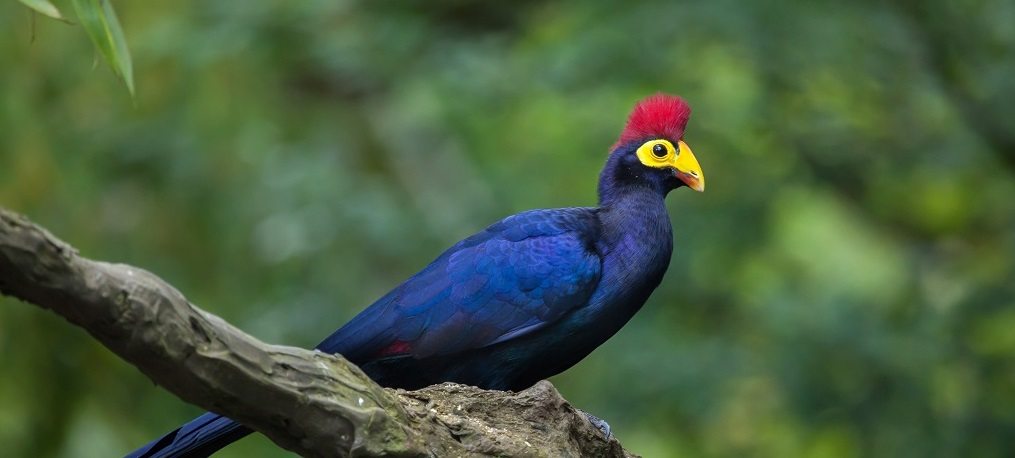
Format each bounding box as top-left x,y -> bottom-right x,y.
126,93 -> 705,458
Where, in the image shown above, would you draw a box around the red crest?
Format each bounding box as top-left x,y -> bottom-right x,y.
614,94 -> 692,150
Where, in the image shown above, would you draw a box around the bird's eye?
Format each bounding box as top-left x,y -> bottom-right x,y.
651,143 -> 668,159
636,139 -> 675,167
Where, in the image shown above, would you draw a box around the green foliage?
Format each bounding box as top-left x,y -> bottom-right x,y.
2,1 -> 1015,457
70,0 -> 133,96
16,0 -> 133,95
17,0 -> 65,21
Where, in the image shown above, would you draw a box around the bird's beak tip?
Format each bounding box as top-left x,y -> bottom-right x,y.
674,141 -> 704,193
681,174 -> 704,192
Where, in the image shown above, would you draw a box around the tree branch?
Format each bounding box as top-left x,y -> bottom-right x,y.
0,207 -> 631,457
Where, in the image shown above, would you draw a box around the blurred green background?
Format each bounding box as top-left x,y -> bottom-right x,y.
2,1 -> 1015,457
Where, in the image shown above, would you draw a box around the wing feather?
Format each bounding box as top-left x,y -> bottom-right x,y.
316,208 -> 601,362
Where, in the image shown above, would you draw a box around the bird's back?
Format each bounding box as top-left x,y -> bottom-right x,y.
316,207 -> 605,390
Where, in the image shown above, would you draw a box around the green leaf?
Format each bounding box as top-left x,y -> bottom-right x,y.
18,0 -> 66,21
71,0 -> 134,97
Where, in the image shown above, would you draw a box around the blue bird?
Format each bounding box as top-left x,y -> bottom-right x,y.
127,94 -> 705,457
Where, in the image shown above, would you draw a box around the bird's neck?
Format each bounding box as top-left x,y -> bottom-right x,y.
594,153 -> 674,272
596,152 -> 672,246
587,175 -> 673,331
596,186 -> 672,251
592,178 -> 673,272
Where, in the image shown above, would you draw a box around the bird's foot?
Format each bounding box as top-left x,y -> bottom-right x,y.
577,409 -> 613,440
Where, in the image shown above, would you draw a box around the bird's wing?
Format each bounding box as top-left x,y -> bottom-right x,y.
316,207 -> 602,361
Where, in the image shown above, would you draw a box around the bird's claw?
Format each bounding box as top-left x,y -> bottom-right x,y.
578,409 -> 613,440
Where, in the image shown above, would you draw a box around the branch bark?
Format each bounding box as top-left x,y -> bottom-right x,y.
0,207 -> 631,457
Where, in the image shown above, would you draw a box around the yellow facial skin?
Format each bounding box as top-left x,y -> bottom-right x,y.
635,139 -> 705,192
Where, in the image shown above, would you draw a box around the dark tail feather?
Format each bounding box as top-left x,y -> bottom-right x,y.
125,412 -> 252,458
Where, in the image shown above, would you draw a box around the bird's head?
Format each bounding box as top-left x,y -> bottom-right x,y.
601,94 -> 704,198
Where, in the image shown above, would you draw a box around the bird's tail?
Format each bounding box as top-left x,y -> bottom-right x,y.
125,412 -> 252,458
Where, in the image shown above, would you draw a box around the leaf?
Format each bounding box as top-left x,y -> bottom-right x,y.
71,0 -> 135,97
18,0 -> 66,21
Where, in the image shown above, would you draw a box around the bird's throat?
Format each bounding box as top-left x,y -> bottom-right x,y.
597,186 -> 673,260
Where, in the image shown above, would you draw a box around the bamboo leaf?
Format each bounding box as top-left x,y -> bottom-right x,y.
18,0 -> 66,21
71,0 -> 134,97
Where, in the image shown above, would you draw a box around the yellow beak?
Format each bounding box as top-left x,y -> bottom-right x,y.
673,141 -> 705,192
